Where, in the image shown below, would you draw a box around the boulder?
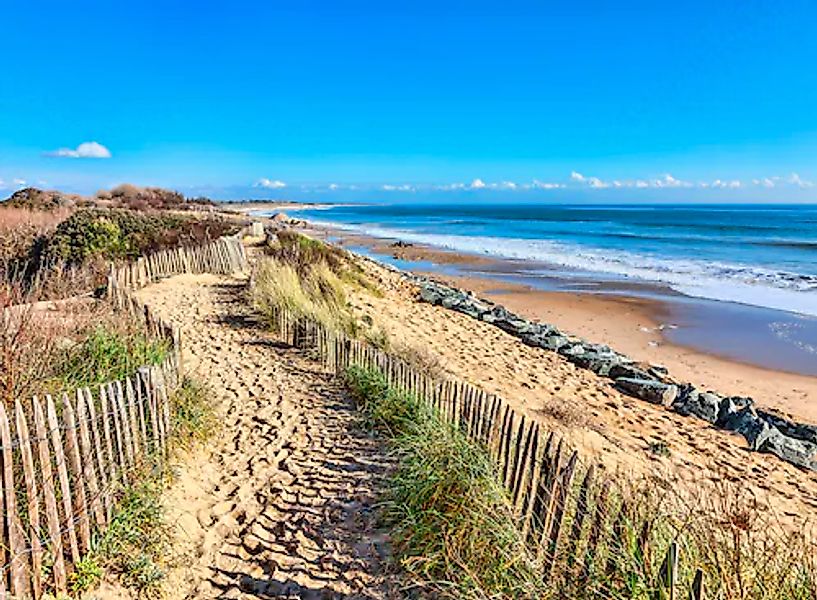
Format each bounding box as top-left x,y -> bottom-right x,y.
615,378 -> 678,406
672,386 -> 721,424
757,410 -> 817,445
609,363 -> 654,382
559,344 -> 586,358
441,293 -> 465,309
759,429 -> 817,471
569,351 -> 623,376
418,285 -> 445,305
537,334 -> 571,352
454,298 -> 492,319
717,404 -> 771,450
716,396 -> 755,426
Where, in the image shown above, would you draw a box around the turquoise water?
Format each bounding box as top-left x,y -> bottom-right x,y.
292,203 -> 817,316
281,202 -> 817,374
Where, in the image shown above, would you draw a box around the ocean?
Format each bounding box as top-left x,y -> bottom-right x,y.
279,202 -> 817,375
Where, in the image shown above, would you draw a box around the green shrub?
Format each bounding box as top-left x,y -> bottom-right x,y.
30,208 -> 236,268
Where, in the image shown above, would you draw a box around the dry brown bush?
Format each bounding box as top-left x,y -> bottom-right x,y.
0,205 -> 72,262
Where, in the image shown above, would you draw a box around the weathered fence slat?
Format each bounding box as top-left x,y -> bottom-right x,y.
62,392 -> 92,553
14,399 -> 43,599
0,402 -> 29,598
32,396 -> 67,594
46,394 -> 81,563
76,391 -> 105,529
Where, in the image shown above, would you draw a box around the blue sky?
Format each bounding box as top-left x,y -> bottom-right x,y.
1,0 -> 816,201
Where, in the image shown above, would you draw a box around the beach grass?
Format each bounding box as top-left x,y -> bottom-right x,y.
345,364 -> 546,599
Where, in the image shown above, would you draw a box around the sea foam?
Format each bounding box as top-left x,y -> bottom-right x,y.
313,220 -> 817,317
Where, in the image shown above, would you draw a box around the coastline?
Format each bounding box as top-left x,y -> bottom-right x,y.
289,219 -> 817,425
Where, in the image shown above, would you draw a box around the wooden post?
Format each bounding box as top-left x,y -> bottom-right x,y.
657,541 -> 679,600
46,394 -> 80,563
543,450 -> 579,577
690,569 -> 704,600
32,396 -> 67,594
85,387 -> 112,518
0,402 -> 29,598
76,391 -> 105,528
565,465 -> 595,576
14,399 -> 43,598
62,393 -> 92,553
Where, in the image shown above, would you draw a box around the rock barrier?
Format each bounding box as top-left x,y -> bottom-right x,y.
416,278 -> 817,472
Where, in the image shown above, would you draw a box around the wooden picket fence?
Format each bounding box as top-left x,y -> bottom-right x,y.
0,232 -> 250,598
269,308 -> 705,600
106,233 -> 248,303
0,316 -> 180,598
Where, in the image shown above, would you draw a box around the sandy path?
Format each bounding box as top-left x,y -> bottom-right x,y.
132,273 -> 396,599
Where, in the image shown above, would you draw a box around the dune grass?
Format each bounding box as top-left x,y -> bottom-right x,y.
69,376 -> 214,597
345,365 -> 545,599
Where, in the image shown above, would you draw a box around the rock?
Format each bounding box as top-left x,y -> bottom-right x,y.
418,285 -> 445,305
537,334 -> 571,352
672,386 -> 721,424
716,396 -> 754,426
717,403 -> 771,450
569,351 -> 623,376
559,344 -> 586,357
759,429 -> 817,471
757,410 -> 817,445
441,294 -> 464,309
615,378 -> 678,406
453,297 -> 493,320
608,363 -> 654,381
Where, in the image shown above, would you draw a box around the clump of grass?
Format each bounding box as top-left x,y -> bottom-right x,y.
266,230 -> 380,293
171,377 -> 216,447
251,256 -> 358,336
86,479 -> 173,599
345,365 -> 544,598
55,324 -> 170,392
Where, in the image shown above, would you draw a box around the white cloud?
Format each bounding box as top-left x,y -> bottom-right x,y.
635,180 -> 649,188
787,173 -> 814,189
12,178 -> 26,187
710,179 -> 742,189
531,180 -> 565,189
469,178 -> 487,189
254,178 -> 287,189
653,174 -> 692,188
381,184 -> 414,192
753,177 -> 777,188
327,183 -> 340,191
491,180 -> 517,190
47,141 -> 111,159
570,171 -> 610,188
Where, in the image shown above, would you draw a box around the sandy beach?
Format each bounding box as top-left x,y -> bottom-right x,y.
295,222 -> 817,426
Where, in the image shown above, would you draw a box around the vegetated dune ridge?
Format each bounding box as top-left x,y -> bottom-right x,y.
343,252 -> 817,528
94,270 -> 399,598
